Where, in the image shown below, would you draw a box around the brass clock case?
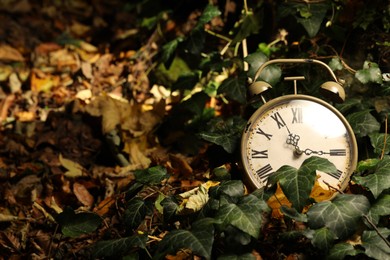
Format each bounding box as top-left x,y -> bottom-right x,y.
241,94 -> 358,196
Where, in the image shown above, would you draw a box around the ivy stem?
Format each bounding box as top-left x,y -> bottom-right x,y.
380,115 -> 388,160
204,28 -> 232,42
362,214 -> 390,248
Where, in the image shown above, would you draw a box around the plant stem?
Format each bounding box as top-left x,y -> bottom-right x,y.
363,214 -> 390,248
380,115 -> 388,160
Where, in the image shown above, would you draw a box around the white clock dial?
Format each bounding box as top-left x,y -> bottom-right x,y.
241,95 -> 358,192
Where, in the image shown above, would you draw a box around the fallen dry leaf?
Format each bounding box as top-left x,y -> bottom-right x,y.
73,182 -> 94,207
0,44 -> 24,62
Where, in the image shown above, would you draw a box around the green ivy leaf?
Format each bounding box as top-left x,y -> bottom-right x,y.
361,228 -> 390,259
327,242 -> 361,260
56,207 -> 102,238
307,194 -> 370,239
244,51 -> 281,85
270,156 -> 337,212
217,74 -> 247,103
199,116 -> 246,153
356,158 -> 381,172
92,233 -> 147,258
346,110 -> 380,137
280,205 -> 308,222
134,165 -> 169,185
171,72 -> 200,91
311,227 -> 336,252
231,12 -> 263,44
354,158 -> 390,198
367,194 -> 390,225
214,194 -> 270,238
154,218 -> 215,259
161,196 -> 180,222
124,198 -> 152,229
209,180 -> 245,199
198,4 -> 221,24
296,4 -> 328,37
161,37 -> 184,68
328,58 -> 343,71
369,133 -> 390,156
187,27 -> 206,55
355,61 -> 383,84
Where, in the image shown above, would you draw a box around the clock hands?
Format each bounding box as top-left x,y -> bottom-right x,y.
286,134 -> 344,157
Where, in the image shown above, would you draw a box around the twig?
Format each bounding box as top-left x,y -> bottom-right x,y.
363,214 -> 390,248
323,181 -> 344,194
380,115 -> 388,160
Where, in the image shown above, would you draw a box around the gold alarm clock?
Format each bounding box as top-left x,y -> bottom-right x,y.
241,59 -> 358,197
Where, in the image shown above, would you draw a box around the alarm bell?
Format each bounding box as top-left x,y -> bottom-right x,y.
248,80 -> 272,97
320,81 -> 345,103
249,58 -> 346,103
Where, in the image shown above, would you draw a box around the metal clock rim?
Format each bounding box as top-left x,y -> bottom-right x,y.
241,94 -> 358,196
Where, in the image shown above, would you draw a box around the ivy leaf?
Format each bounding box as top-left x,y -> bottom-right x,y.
154,218 -> 215,259
199,116 -> 246,153
353,158 -> 390,198
245,52 -> 281,85
310,227 -> 336,251
56,207 -> 102,238
367,194 -> 390,225
161,196 -> 180,222
307,194 -> 370,239
245,51 -> 268,80
355,61 -> 383,84
187,27 -> 206,55
231,12 -> 263,44
133,165 -> 169,185
346,110 -> 380,137
198,4 -> 221,24
161,37 -> 184,68
361,228 -> 390,259
328,57 -> 343,71
209,180 -> 245,199
369,133 -> 390,156
214,194 -> 270,238
217,74 -> 247,104
296,3 -> 328,37
92,233 -> 147,258
280,205 -> 308,222
356,158 -> 381,172
327,242 -> 362,260
270,156 -> 337,212
123,198 -> 152,229
171,72 -> 200,91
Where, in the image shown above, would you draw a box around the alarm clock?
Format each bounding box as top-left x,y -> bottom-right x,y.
241,59 -> 358,197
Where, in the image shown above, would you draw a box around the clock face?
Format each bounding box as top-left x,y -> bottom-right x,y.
241,94 -> 358,192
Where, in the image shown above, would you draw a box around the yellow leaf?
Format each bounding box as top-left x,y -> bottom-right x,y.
179,181 -> 220,212
59,154 -> 85,178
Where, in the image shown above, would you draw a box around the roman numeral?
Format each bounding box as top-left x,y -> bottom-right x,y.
327,169 -> 343,179
291,107 -> 303,124
256,127 -> 272,140
329,149 -> 346,156
271,112 -> 286,129
256,164 -> 273,181
251,149 -> 268,159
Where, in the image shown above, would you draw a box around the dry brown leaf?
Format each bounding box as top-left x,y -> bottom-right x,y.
93,196 -> 116,216
0,44 -> 24,62
73,182 -> 94,207
267,184 -> 292,219
30,71 -> 60,92
169,154 -> 193,177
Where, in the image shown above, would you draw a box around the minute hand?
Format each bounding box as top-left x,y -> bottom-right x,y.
302,148 -> 346,156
